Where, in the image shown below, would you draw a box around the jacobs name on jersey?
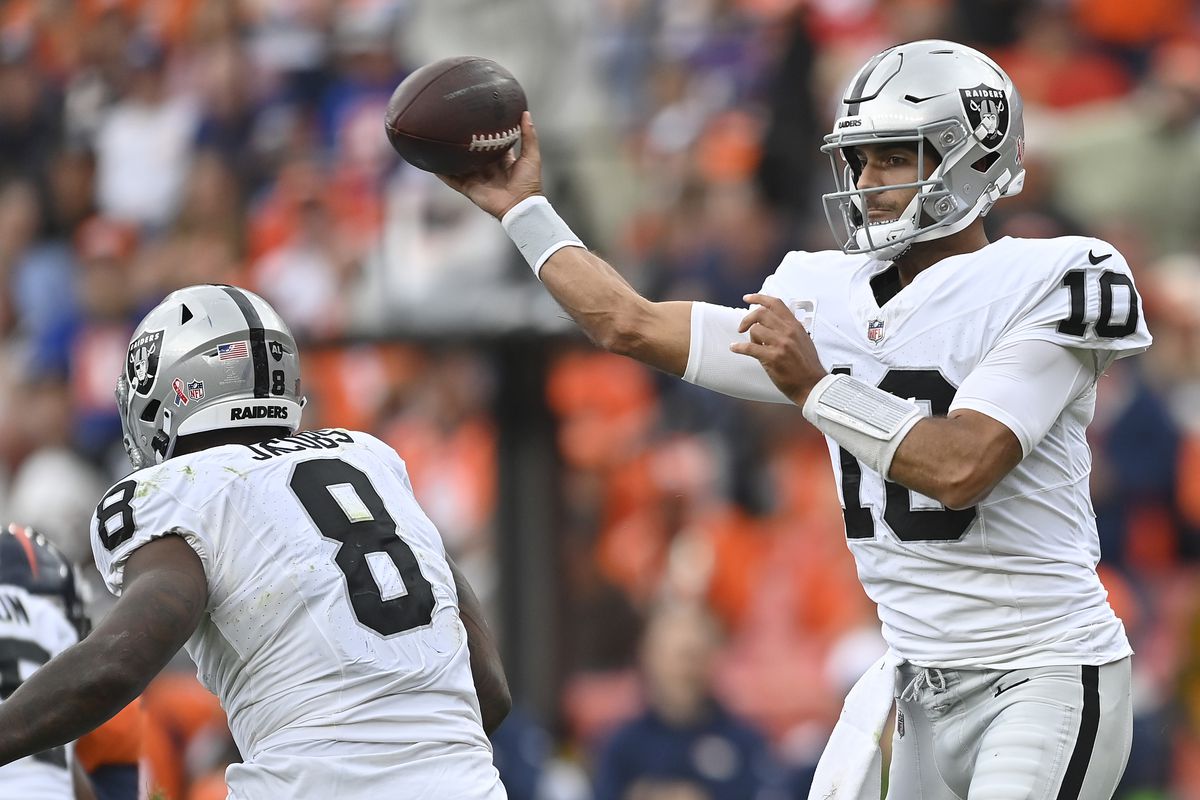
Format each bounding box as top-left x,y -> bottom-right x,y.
239,428 -> 354,460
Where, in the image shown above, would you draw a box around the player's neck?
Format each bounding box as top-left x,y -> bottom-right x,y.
893,223 -> 990,287
173,427 -> 291,457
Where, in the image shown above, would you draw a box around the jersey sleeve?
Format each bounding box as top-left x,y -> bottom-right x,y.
683,301 -> 793,404
683,258 -> 821,405
89,468 -> 215,597
999,241 -> 1151,362
949,338 -> 1099,457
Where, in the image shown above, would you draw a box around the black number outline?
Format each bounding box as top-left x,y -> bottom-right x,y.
96,480 -> 138,552
835,368 -> 977,543
1057,268 -> 1141,339
288,459 -> 435,637
271,369 -> 286,395
1095,271 -> 1139,338
1056,269 -> 1088,336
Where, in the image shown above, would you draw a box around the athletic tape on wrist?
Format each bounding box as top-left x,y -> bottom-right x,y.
802,373 -> 924,478
500,196 -> 585,279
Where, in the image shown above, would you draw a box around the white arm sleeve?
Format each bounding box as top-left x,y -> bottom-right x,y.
949,338 -> 1098,458
683,301 -> 792,404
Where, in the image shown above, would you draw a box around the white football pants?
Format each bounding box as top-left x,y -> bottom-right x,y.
887,657 -> 1132,800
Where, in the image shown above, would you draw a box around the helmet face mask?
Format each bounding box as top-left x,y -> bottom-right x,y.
118,285 -> 305,470
821,40 -> 1026,261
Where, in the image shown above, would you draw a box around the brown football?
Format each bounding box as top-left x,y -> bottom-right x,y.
384,56 -> 527,175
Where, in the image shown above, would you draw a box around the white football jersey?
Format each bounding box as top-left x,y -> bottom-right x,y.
0,586 -> 78,799
90,429 -> 504,799
690,236 -> 1150,669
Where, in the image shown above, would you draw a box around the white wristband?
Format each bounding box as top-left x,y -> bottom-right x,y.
500,196 -> 586,279
802,373 -> 924,479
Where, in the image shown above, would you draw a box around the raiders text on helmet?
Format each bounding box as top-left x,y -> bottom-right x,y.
117,285 -> 305,469
821,40 -> 1026,261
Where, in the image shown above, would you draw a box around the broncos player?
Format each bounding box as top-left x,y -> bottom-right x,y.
0,286 -> 510,799
442,40 -> 1146,800
0,524 -> 95,799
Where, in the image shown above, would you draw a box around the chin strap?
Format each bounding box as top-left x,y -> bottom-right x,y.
152,409 -> 175,464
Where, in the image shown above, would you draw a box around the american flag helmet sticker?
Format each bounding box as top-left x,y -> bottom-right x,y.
217,341 -> 250,361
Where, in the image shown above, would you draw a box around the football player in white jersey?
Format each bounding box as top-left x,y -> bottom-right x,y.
0,524 -> 95,800
0,286 -> 511,799
441,39 -> 1146,800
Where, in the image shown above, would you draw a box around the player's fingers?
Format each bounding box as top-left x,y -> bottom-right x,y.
737,305 -> 770,333
742,294 -> 788,314
519,111 -> 540,163
729,341 -> 766,359
747,321 -> 778,346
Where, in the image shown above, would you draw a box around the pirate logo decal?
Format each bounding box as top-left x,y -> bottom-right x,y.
959,85 -> 1009,150
127,330 -> 164,396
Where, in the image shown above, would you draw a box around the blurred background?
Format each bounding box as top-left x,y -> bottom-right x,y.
0,0 -> 1198,798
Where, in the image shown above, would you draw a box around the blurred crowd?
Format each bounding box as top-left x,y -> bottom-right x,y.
1,0 -> 1199,798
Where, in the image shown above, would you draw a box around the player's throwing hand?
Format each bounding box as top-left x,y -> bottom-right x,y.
439,111 -> 544,220
731,294 -> 827,406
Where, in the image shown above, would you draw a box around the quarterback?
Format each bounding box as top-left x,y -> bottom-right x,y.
443,41 -> 1146,799
0,286 -> 511,799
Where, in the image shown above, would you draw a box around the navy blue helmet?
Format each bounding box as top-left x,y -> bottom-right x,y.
1,524 -> 90,638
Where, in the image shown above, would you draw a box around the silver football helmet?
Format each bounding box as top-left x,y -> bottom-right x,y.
117,285 -> 305,469
821,40 -> 1026,261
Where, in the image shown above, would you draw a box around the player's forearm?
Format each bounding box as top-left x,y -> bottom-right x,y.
538,247 -> 643,350
501,196 -> 691,375
461,604 -> 510,734
0,635 -> 148,765
471,651 -> 512,735
449,558 -> 512,733
888,413 -> 1020,509
0,538 -> 206,767
538,248 -> 689,375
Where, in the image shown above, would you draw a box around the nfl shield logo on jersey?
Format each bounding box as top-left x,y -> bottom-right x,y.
867,319 -> 885,344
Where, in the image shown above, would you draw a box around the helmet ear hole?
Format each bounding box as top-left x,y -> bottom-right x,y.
140,399 -> 161,423
971,152 -> 1000,172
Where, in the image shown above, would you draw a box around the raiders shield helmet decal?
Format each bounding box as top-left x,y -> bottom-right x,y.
959,84 -> 1009,150
126,330 -> 164,396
